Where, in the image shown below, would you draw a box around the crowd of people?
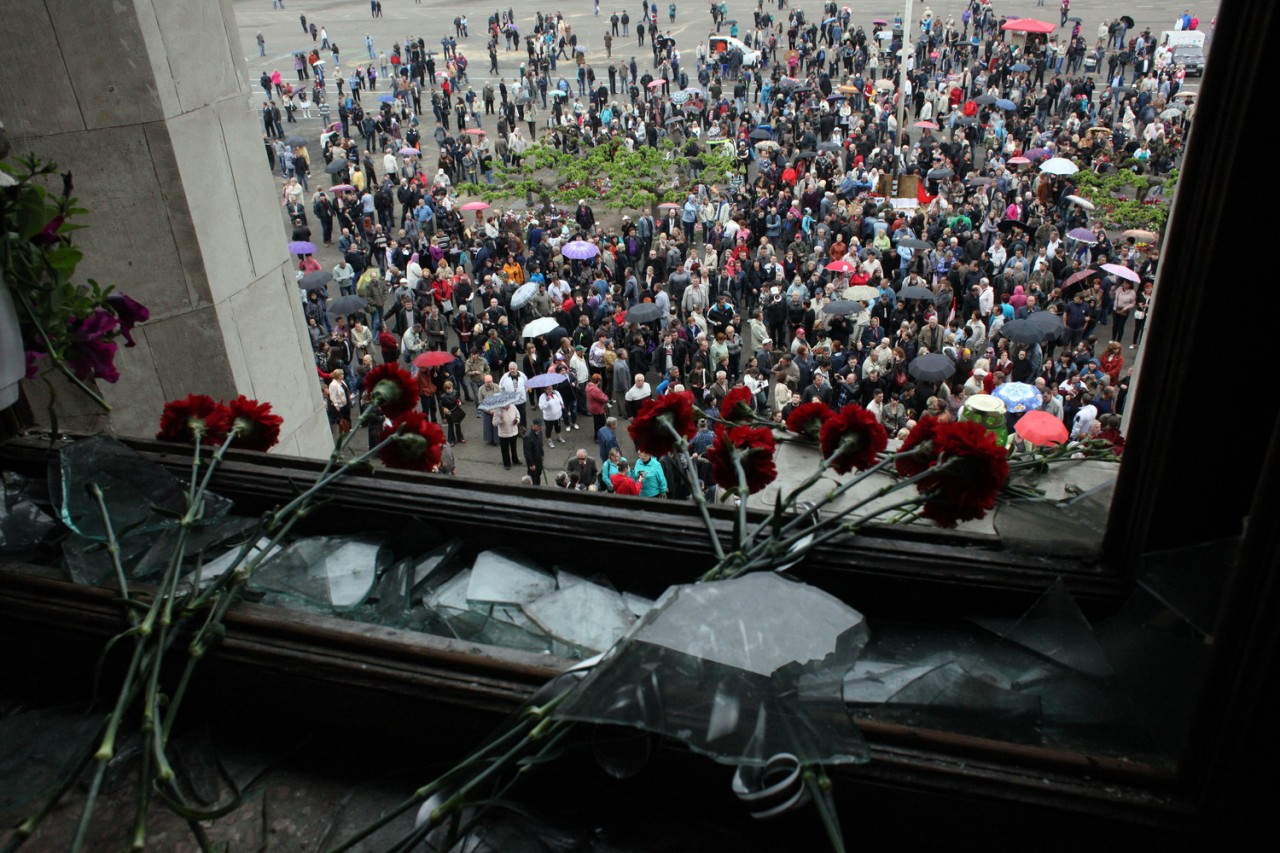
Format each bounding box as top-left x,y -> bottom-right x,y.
277,0 -> 1201,493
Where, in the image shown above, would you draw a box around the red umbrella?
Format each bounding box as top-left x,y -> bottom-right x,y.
825,259 -> 856,273
914,120 -> 939,130
463,128 -> 487,135
1015,411 -> 1069,447
1002,18 -> 1056,34
459,201 -> 490,211
414,351 -> 455,369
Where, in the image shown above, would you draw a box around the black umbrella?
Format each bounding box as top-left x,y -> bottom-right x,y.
749,128 -> 773,140
821,300 -> 862,316
899,285 -> 934,300
666,116 -> 686,124
966,176 -> 996,186
298,271 -> 333,291
626,303 -> 664,324
285,135 -> 306,147
997,218 -> 1031,234
1114,86 -> 1138,96
898,238 -> 933,251
956,115 -> 980,126
545,326 -> 570,345
927,167 -> 954,181
1026,311 -> 1066,340
908,353 -> 956,382
974,94 -> 998,106
818,141 -> 844,151
1121,15 -> 1135,28
723,19 -> 738,25
325,160 -> 348,175
1000,318 -> 1053,344
328,294 -> 368,315
1067,16 -> 1083,23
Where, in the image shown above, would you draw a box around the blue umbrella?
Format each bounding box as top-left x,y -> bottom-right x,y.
993,382 -> 1042,414
526,372 -> 568,389
1012,62 -> 1031,72
380,94 -> 396,103
288,241 -> 317,255
995,98 -> 1017,111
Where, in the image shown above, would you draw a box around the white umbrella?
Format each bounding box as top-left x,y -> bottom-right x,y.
1040,157 -> 1079,176
1065,195 -> 1095,210
1101,263 -> 1140,283
521,316 -> 560,338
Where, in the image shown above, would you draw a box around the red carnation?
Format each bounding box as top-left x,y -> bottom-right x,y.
708,425 -> 778,495
380,411 -> 446,472
365,363 -> 419,418
895,416 -> 942,479
719,386 -> 757,425
628,391 -> 697,457
157,395 -> 232,445
896,418 -> 1010,528
226,396 -> 283,452
819,404 -> 888,474
786,401 -> 833,439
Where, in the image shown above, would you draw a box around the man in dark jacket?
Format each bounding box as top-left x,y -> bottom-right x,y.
523,420 -> 546,484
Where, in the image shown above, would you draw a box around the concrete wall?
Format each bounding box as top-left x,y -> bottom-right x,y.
0,0 -> 331,458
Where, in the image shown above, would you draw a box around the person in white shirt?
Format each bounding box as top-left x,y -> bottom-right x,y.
623,373 -> 651,418
1071,395 -> 1098,440
538,388 -> 566,446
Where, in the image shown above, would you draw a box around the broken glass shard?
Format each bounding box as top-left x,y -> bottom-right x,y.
623,591 -> 655,619
525,582 -> 637,653
843,659 -> 953,704
1094,587 -> 1212,760
408,540 -> 464,597
1135,537 -> 1237,638
424,569 -> 472,611
1,472 -> 57,553
555,568 -> 588,590
54,436 -> 231,542
467,550 -> 555,607
968,578 -> 1114,678
196,536 -> 282,590
249,536 -> 384,609
553,574 -> 870,767
993,480 -> 1114,558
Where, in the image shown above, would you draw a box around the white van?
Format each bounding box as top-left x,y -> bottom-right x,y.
707,35 -> 762,68
1161,30 -> 1206,50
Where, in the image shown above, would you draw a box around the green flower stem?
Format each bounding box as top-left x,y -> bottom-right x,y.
803,765 -> 847,853
2,719 -> 103,853
731,452 -> 750,550
326,704 -> 551,853
129,739 -> 153,851
717,468 -> 944,581
7,283 -> 111,411
659,422 -> 726,563
89,483 -> 134,622
71,642 -> 149,853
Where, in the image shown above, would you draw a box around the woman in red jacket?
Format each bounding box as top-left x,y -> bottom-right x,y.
585,373 -> 611,434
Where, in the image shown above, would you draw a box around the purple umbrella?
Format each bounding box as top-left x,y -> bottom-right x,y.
1067,228 -> 1097,244
561,240 -> 600,260
288,241 -> 317,255
1024,147 -> 1051,160
526,372 -> 568,389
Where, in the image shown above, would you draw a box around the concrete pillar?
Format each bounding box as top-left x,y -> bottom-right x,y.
0,0 -> 332,457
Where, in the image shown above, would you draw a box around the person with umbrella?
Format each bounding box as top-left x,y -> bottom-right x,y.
499,362 -> 529,426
